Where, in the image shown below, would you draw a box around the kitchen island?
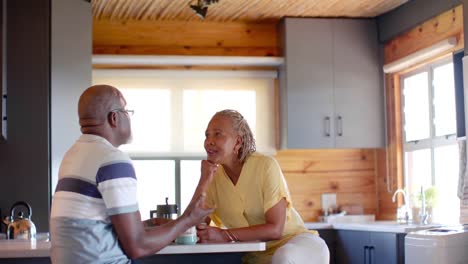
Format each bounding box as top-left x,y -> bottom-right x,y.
0,236 -> 265,264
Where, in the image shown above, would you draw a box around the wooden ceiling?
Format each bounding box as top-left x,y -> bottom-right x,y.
92,0 -> 409,22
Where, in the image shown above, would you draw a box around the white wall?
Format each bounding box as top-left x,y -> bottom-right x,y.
51,0 -> 92,191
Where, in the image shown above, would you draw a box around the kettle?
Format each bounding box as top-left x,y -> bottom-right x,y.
150,197 -> 178,219
3,201 -> 36,240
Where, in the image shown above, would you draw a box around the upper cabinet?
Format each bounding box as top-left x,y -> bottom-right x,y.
278,18 -> 384,149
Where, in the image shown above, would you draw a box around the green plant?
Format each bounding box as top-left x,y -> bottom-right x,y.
412,186 -> 438,208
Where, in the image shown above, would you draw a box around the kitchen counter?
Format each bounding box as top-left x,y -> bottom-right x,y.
0,234 -> 265,259
0,239 -> 50,258
157,242 -> 265,254
305,221 -> 442,233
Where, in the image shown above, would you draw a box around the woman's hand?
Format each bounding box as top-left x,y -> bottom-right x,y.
196,223 -> 229,243
200,160 -> 218,184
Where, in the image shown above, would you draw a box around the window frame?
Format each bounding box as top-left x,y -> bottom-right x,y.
131,155 -> 204,217
400,57 -> 457,190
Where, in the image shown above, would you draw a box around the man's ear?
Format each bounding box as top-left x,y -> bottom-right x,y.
107,112 -> 118,128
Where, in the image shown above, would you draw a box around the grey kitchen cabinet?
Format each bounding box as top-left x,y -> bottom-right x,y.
278,18 -> 384,149
317,229 -> 336,264
336,230 -> 405,264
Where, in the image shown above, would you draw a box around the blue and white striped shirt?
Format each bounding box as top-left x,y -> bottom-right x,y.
50,134 -> 138,264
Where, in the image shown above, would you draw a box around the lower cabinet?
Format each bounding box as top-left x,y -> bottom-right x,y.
317,229 -> 336,264
335,230 -> 405,264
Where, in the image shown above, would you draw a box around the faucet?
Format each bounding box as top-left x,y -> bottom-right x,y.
392,189 -> 411,224
419,186 -> 429,225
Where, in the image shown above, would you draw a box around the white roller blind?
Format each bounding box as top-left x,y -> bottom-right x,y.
92,69 -> 277,156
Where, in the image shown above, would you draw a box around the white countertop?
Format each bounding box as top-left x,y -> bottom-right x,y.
158,241 -> 266,254
0,239 -> 51,258
305,221 -> 442,233
0,234 -> 265,258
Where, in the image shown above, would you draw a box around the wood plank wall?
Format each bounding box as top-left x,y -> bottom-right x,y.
381,5 -> 464,221
93,20 -> 279,57
274,149 -> 379,222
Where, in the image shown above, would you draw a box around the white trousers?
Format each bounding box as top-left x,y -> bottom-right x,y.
272,233 -> 330,264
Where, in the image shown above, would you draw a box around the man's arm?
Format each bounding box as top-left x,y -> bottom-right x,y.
111,193 -> 213,259
143,217 -> 173,228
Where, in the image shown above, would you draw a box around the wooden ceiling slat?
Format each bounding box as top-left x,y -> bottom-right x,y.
109,0 -> 124,20
161,0 -> 180,20
92,0 -> 410,22
140,0 -> 159,20
93,0 -> 112,20
226,0 -> 262,22
135,0 -> 154,20
116,0 -> 133,20
256,0 -> 290,21
122,0 -> 140,20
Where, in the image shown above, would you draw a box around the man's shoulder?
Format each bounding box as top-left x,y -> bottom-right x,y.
75,135 -> 132,165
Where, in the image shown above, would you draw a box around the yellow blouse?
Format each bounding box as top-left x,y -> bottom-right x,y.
205,152 -> 318,264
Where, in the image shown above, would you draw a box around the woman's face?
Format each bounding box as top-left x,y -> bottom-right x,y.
204,115 -> 240,164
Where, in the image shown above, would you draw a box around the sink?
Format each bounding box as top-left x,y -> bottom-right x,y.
358,220 -> 442,232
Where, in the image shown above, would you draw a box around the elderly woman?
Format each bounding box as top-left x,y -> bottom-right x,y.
195,109 -> 329,264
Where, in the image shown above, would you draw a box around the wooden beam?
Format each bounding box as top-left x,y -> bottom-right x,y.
93,19 -> 279,56
384,5 -> 464,64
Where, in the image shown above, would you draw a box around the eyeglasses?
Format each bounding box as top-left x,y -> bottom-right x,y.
109,108 -> 134,117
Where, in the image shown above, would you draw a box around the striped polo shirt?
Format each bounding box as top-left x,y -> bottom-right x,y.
50,134 -> 138,264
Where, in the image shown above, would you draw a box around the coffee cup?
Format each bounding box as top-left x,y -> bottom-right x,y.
175,226 -> 197,245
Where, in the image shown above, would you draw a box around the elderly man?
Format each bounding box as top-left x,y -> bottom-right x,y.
50,85 -> 216,263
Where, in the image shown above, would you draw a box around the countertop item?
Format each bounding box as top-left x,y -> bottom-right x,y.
305,221 -> 441,233
319,214 -> 375,224
304,222 -> 334,230
0,233 -> 265,259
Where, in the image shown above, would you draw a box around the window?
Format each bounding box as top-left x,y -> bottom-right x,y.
401,59 -> 460,224
93,69 -> 276,219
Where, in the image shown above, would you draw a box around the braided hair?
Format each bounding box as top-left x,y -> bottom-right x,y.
215,109 -> 256,162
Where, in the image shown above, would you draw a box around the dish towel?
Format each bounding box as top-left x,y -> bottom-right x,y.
457,138 -> 468,205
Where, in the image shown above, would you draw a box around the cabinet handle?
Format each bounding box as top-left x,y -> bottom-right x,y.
336,115 -> 343,136
324,116 -> 331,137
364,246 -> 369,264
369,246 -> 375,264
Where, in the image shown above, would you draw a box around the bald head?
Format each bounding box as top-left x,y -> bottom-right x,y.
78,84 -> 124,130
